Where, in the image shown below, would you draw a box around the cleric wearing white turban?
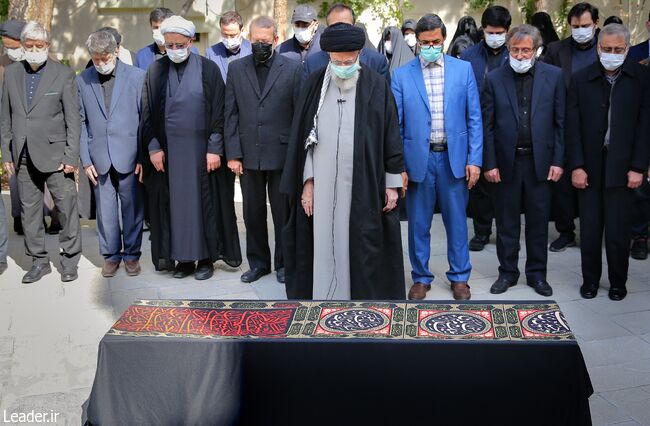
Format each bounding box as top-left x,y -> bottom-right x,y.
140,14 -> 242,279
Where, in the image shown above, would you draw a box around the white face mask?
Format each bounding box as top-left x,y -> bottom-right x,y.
24,48 -> 48,66
572,26 -> 594,44
223,35 -> 241,51
167,47 -> 190,63
599,51 -> 626,71
6,47 -> 24,62
94,57 -> 116,75
384,40 -> 393,54
152,29 -> 165,46
510,55 -> 535,73
294,26 -> 314,44
485,33 -> 506,49
404,33 -> 416,48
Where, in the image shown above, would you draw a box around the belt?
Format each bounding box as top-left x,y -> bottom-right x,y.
430,143 -> 448,152
515,146 -> 532,155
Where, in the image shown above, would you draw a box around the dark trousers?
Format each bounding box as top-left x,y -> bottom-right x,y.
94,166 -> 143,262
16,157 -> 81,269
631,179 -> 650,239
241,169 -> 285,271
551,171 -> 578,236
468,175 -> 495,236
578,153 -> 633,288
494,155 -> 550,282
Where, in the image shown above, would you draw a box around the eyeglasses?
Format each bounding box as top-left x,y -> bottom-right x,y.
600,46 -> 627,54
418,40 -> 444,48
509,47 -> 534,55
164,42 -> 189,50
330,54 -> 360,67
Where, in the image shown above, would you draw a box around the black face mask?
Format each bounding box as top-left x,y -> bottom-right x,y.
252,42 -> 273,62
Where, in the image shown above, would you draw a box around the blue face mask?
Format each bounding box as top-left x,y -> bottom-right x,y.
330,61 -> 361,79
420,45 -> 443,63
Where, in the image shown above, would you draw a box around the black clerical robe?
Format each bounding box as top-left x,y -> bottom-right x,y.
280,67 -> 406,300
140,55 -> 242,270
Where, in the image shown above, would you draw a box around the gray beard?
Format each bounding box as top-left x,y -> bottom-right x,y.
331,70 -> 360,92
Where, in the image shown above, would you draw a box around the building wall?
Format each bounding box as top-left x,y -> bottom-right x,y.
48,0 -> 650,70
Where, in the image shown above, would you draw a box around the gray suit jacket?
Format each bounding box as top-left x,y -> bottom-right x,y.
1,60 -> 81,172
77,60 -> 145,175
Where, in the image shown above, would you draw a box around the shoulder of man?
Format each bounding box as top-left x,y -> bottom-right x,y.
459,41 -> 483,61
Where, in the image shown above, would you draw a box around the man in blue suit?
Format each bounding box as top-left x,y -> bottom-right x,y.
205,10 -> 252,82
482,25 -> 565,297
77,30 -> 145,277
392,14 -> 483,300
301,3 -> 388,82
135,8 -> 198,71
629,13 -> 650,63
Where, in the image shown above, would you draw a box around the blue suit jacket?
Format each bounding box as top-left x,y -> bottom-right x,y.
134,43 -> 200,71
76,60 -> 146,175
460,40 -> 508,91
206,39 -> 252,82
629,39 -> 649,63
302,47 -> 389,82
481,62 -> 565,183
391,55 -> 483,182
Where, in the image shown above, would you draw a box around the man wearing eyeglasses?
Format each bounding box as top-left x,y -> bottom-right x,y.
566,23 -> 650,301
140,16 -> 242,280
481,25 -> 565,297
391,14 -> 483,301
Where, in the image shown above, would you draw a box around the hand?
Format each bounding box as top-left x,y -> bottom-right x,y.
135,163 -> 143,183
571,168 -> 588,189
228,159 -> 243,176
466,165 -> 481,189
301,179 -> 314,217
400,172 -> 408,198
547,166 -> 564,182
206,153 -> 221,173
84,165 -> 98,186
484,168 -> 501,183
383,188 -> 399,212
627,170 -> 643,189
3,162 -> 14,176
59,163 -> 76,174
149,151 -> 165,172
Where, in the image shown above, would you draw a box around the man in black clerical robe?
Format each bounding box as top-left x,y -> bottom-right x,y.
140,16 -> 241,278
280,23 -> 405,300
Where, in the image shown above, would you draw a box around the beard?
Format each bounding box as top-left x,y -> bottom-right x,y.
331,69 -> 360,92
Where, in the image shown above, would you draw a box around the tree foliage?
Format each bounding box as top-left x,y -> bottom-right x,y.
297,0 -> 413,27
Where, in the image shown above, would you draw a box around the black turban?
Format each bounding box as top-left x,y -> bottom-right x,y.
0,19 -> 26,40
320,22 -> 365,52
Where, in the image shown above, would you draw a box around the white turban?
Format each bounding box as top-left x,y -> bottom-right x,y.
160,16 -> 196,38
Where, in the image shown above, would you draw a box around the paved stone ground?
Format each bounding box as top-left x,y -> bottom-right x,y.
1,190 -> 650,425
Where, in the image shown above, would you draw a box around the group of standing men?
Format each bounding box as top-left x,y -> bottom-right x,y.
0,2 -> 648,303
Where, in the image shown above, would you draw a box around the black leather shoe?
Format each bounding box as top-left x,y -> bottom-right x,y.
22,263 -> 52,283
276,267 -> 285,283
241,267 -> 271,283
61,267 -> 78,282
158,259 -> 175,272
609,287 -> 627,301
469,234 -> 490,251
490,277 -> 516,294
527,280 -> 553,297
580,283 -> 599,299
173,262 -> 195,279
47,220 -> 62,235
631,238 -> 648,260
13,218 -> 23,235
549,234 -> 576,252
195,260 -> 214,280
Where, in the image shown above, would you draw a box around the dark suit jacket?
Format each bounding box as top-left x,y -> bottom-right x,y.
482,62 -> 566,183
565,60 -> 650,188
460,40 -> 509,91
277,31 -> 322,64
225,54 -> 302,171
543,34 -> 598,89
629,39 -> 649,63
302,47 -> 389,83
1,60 -> 80,172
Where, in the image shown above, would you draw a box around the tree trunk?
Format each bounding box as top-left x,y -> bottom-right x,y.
274,0 -> 288,42
9,0 -> 55,30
